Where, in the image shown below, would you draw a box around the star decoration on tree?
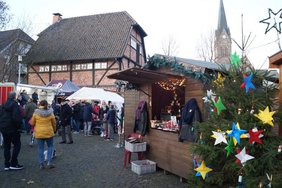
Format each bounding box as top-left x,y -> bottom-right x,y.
225,137 -> 234,156
194,161 -> 213,180
213,96 -> 226,115
202,89 -> 216,103
248,128 -> 264,144
260,8 -> 282,34
235,147 -> 255,166
230,52 -> 241,66
212,131 -> 227,145
194,161 -> 209,178
254,106 -> 276,126
240,73 -> 255,93
213,72 -> 225,88
226,123 -> 248,146
227,122 -> 247,145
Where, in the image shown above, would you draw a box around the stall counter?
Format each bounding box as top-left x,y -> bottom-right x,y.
144,128 -> 193,179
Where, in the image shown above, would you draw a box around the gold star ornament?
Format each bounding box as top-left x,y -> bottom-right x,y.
213,72 -> 225,88
194,161 -> 213,180
254,106 -> 276,126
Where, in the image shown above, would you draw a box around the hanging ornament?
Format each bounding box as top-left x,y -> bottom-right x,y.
238,108 -> 242,115
227,122 -> 247,145
254,106 -> 276,126
238,172 -> 244,187
266,173 -> 273,188
250,106 -> 255,114
278,144 -> 282,153
225,137 -> 234,156
240,73 -> 255,93
202,89 -> 216,103
235,147 -> 255,166
248,128 -> 264,144
226,123 -> 248,146
230,52 -> 241,67
211,131 -> 228,145
213,72 -> 225,88
194,161 -> 213,180
213,96 -> 226,115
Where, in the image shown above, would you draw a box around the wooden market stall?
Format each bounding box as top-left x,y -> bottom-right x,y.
108,61 -> 213,179
269,50 -> 282,136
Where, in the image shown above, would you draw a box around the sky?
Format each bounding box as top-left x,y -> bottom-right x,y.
5,0 -> 282,69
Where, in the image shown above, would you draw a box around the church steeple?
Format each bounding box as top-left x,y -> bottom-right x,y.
216,0 -> 230,37
214,0 -> 232,64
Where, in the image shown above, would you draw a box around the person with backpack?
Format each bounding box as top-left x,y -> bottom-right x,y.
0,91 -> 24,170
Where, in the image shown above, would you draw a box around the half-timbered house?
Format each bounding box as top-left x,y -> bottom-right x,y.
25,11 -> 147,90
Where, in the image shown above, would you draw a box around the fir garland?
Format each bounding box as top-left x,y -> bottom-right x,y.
146,55 -> 213,84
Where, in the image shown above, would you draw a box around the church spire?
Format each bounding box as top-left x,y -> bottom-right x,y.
216,0 -> 230,37
214,0 -> 232,64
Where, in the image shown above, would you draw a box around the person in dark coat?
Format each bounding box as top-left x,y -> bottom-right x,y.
83,100 -> 93,136
24,98 -> 37,134
0,91 -> 24,170
59,99 -> 73,144
72,101 -> 82,133
178,98 -> 202,142
32,90 -> 39,105
106,104 -> 117,141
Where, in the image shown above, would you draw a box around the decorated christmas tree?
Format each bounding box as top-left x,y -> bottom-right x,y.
188,53 -> 282,187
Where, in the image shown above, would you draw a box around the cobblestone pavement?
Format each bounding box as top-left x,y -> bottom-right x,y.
0,133 -> 188,188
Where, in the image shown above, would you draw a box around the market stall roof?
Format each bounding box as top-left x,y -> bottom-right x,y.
46,79 -> 80,93
66,87 -> 124,104
107,67 -> 184,84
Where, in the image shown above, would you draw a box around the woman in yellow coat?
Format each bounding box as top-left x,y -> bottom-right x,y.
29,100 -> 56,169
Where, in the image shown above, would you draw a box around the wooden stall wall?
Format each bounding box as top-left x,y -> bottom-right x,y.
124,84 -> 151,137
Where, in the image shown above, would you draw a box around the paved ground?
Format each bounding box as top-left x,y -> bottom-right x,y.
0,132 -> 188,188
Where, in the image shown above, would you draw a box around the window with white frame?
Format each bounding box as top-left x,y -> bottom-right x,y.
131,38 -> 137,49
62,65 -> 67,71
44,66 -> 49,72
139,45 -> 143,55
75,64 -> 81,70
81,64 -> 87,69
87,63 -> 93,69
39,66 -> 45,72
95,62 -> 107,69
51,65 -> 56,71
57,65 -> 62,71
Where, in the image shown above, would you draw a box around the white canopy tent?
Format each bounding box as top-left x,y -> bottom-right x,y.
66,87 -> 124,105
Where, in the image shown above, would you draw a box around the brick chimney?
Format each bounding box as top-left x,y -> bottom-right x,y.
53,13 -> 62,24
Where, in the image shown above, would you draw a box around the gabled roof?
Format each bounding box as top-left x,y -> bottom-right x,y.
0,29 -> 34,53
26,11 -> 147,64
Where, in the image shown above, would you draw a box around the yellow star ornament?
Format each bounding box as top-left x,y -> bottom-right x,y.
194,161 -> 213,180
213,72 -> 225,88
254,106 -> 276,126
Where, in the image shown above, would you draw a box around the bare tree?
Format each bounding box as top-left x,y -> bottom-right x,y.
162,35 -> 179,56
0,0 -> 11,30
196,29 -> 216,62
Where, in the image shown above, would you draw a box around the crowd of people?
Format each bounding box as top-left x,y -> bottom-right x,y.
0,90 -> 124,171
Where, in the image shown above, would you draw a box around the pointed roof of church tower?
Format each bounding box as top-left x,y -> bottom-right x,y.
216,0 -> 230,36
